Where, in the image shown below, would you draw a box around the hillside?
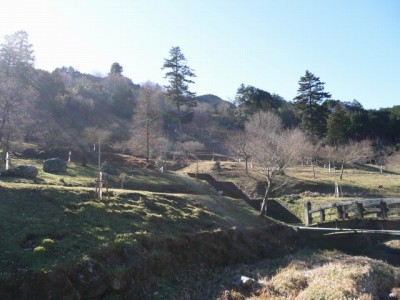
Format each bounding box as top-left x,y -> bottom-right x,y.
0,155 -> 302,299
1,153 -> 400,298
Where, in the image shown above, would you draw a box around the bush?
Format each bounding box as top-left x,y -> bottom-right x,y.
33,246 -> 46,254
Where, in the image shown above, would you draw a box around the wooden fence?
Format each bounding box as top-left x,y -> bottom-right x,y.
304,198 -> 400,226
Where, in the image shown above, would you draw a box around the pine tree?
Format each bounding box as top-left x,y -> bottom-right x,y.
293,70 -> 331,138
326,104 -> 350,145
162,46 -> 196,130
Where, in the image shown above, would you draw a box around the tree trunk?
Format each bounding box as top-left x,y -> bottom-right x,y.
339,161 -> 344,180
177,104 -> 182,132
260,178 -> 271,216
245,157 -> 248,174
311,159 -> 316,179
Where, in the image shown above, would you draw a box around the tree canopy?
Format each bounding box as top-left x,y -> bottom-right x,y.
293,70 -> 331,138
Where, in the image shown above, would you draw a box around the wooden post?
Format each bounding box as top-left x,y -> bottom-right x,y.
380,201 -> 388,218
334,182 -> 339,197
337,205 -> 345,220
5,152 -> 9,170
356,202 -> 364,219
319,209 -> 325,223
304,201 -> 312,226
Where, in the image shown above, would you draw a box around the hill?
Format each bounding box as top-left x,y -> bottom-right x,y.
0,155 -> 300,299
2,154 -> 400,298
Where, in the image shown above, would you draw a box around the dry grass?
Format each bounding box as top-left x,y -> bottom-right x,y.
218,251 -> 400,300
181,160 -> 400,222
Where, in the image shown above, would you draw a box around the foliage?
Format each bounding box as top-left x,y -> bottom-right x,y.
326,104 -> 351,145
162,46 -> 196,129
293,70 -> 331,138
235,84 -> 284,117
109,62 -> 123,76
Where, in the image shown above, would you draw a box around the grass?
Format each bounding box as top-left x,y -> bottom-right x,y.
2,155 -> 400,298
182,160 -> 400,222
142,249 -> 400,299
0,158 -> 264,281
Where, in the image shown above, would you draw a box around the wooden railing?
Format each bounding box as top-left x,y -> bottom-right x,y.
304,198 -> 400,226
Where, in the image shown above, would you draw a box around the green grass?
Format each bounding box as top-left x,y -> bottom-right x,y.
0,161 -> 263,280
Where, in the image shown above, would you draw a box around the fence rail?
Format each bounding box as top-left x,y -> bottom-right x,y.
304,198 -> 400,226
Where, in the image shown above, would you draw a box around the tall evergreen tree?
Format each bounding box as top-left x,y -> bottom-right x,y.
162,46 -> 196,130
326,104 -> 350,145
293,70 -> 331,138
109,62 -> 123,76
235,84 -> 282,116
0,31 -> 35,81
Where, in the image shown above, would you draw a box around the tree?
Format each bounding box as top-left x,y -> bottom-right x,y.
109,62 -> 123,76
132,81 -> 164,161
293,70 -> 331,138
235,84 -> 282,116
246,111 -> 307,215
226,130 -> 251,173
326,104 -> 351,146
0,31 -> 36,154
335,140 -> 373,180
162,46 -> 196,130
0,31 -> 35,81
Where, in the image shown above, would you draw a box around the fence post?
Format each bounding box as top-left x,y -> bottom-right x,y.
356,202 -> 364,219
319,209 -> 325,223
304,201 -> 312,226
337,205 -> 345,220
380,201 -> 388,219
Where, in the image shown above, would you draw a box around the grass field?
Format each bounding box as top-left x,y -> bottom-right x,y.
0,157 -> 265,281
1,155 -> 400,298
181,160 -> 400,222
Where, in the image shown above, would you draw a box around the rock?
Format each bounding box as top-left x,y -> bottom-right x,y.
217,191 -> 224,195
231,275 -> 260,290
43,158 -> 67,173
0,165 -> 38,179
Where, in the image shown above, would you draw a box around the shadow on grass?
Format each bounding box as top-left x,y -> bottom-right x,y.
353,163 -> 399,175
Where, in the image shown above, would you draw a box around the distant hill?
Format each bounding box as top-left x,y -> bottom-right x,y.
196,94 -> 235,109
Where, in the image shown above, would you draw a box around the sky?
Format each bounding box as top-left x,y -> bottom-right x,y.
0,0 -> 399,109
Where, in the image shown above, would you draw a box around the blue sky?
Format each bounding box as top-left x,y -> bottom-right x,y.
0,0 -> 399,109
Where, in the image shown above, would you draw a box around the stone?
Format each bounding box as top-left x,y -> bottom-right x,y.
0,165 -> 38,179
43,158 -> 67,173
231,275 -> 260,290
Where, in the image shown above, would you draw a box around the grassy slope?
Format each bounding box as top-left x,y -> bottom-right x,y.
2,156 -> 400,298
0,158 -> 264,281
181,160 -> 400,221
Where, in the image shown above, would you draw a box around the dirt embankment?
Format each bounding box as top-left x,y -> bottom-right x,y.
1,224 -> 299,299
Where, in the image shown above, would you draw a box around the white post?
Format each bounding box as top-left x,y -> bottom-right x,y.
93,143 -> 96,151
68,151 -> 71,163
334,181 -> 339,197
99,171 -> 103,200
5,152 -> 9,170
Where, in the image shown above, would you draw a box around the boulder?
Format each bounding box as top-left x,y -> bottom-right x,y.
0,165 -> 38,179
231,275 -> 260,290
43,158 -> 67,173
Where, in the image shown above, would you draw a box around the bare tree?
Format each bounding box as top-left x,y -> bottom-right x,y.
303,140 -> 323,178
335,140 -> 373,180
133,81 -> 164,161
321,144 -> 337,173
246,111 -> 307,215
226,130 -> 251,173
83,127 -> 111,147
